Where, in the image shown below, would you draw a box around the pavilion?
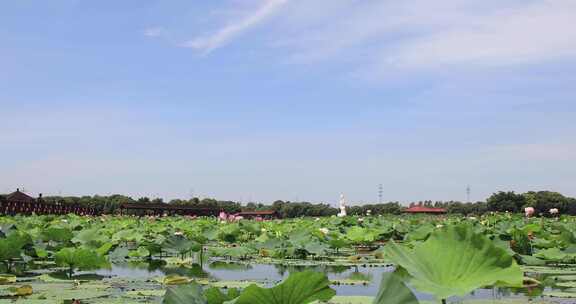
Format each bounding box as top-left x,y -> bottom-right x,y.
1,189 -> 99,216
403,206 -> 447,214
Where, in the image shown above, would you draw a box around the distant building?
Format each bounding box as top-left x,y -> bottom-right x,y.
5,188 -> 37,204
233,210 -> 278,219
403,206 -> 447,214
1,188 -> 98,216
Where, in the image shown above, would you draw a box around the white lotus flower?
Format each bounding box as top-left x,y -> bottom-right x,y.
550,208 -> 559,215
319,228 -> 329,235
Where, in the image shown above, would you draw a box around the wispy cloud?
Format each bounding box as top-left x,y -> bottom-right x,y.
182,0 -> 288,53
168,0 -> 576,76
271,0 -> 576,72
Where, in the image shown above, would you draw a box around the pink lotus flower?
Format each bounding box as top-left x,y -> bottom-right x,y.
219,211 -> 228,221
524,207 -> 535,217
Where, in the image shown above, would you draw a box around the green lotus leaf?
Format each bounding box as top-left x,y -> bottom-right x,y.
234,271 -> 335,304
385,225 -> 523,300
204,287 -> 240,304
163,282 -> 206,304
129,246 -> 151,258
534,248 -> 570,261
54,247 -> 109,278
404,225 -> 434,242
72,228 -> 109,248
517,254 -> 546,266
346,227 -> 375,244
373,272 -> 419,304
164,236 -> 197,256
41,227 -> 73,243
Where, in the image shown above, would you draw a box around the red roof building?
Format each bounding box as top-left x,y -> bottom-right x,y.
5,189 -> 36,204
403,206 -> 447,214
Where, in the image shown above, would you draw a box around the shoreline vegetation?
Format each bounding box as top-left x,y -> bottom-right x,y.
1,190 -> 575,217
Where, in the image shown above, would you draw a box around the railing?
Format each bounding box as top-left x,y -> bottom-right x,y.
0,200 -> 101,216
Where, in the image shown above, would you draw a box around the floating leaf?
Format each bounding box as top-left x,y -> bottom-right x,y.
0,274 -> 17,284
10,284 -> 33,296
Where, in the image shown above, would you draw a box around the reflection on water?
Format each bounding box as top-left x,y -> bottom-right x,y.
93,260 -> 552,302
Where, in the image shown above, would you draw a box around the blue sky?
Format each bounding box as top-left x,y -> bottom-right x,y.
1,0 -> 575,205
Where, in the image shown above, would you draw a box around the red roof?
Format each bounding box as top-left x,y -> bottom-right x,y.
403,206 -> 447,213
5,189 -> 36,203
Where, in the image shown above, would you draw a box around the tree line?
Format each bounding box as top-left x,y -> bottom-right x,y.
1,190 -> 575,217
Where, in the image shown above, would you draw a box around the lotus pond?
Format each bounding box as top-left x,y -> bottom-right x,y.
2,214 -> 576,303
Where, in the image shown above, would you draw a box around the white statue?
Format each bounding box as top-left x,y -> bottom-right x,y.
337,194 -> 347,217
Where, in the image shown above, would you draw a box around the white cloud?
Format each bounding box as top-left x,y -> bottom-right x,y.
271,0 -> 576,71
182,0 -> 288,53
172,0 -> 576,75
386,0 -> 576,68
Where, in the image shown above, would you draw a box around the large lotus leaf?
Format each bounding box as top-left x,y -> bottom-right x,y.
304,241 -> 329,256
55,247 -> 109,271
72,228 -> 109,248
204,287 -> 240,304
108,245 -> 130,263
385,225 -> 523,300
41,227 -> 73,243
492,238 -> 515,256
373,272 -> 419,304
162,282 -> 206,304
287,229 -> 313,247
164,236 -> 196,255
404,225 -> 434,242
0,238 -> 23,260
212,246 -> 255,258
345,227 -> 375,244
534,248 -> 571,261
517,254 -> 546,266
234,271 -> 336,304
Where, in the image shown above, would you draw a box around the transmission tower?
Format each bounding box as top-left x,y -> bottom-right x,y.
378,184 -> 383,204
466,185 -> 471,203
